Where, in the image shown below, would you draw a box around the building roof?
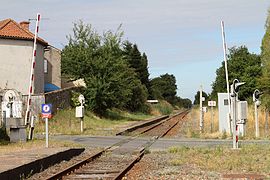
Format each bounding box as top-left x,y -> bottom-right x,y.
0,19 -> 48,46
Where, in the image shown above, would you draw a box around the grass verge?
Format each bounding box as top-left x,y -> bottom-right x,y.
150,100 -> 174,115
168,144 -> 270,174
34,108 -> 153,136
188,107 -> 270,140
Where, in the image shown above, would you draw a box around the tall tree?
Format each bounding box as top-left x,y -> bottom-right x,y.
150,73 -> 177,104
61,21 -> 142,115
260,9 -> 270,108
123,42 -> 150,95
211,46 -> 261,100
175,97 -> 192,108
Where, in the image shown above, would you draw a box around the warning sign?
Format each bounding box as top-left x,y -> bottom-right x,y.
41,104 -> 52,118
208,101 -> 216,107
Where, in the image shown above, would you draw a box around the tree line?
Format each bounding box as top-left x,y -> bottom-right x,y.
61,21 -> 191,115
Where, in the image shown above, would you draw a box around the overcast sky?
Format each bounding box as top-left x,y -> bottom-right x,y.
1,0 -> 270,101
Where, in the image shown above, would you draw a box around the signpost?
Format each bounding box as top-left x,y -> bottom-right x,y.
208,101 -> 216,133
76,95 -> 85,133
42,104 -> 52,148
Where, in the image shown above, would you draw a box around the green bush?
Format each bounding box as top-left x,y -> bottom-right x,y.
152,100 -> 174,115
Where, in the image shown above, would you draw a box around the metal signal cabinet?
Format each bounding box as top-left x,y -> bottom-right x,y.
218,93 -> 230,133
237,101 -> 248,122
236,101 -> 248,136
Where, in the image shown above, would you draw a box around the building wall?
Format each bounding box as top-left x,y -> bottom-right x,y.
34,43 -> 45,93
45,86 -> 82,113
44,46 -> 61,88
0,39 -> 45,95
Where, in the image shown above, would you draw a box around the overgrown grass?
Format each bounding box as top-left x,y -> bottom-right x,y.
34,108 -> 153,136
190,106 -> 270,139
151,100 -> 174,115
168,144 -> 270,174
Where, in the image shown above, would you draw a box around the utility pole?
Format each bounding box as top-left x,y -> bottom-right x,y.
199,85 -> 204,133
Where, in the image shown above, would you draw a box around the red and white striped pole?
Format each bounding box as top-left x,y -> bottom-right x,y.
236,124 -> 239,148
24,13 -> 41,125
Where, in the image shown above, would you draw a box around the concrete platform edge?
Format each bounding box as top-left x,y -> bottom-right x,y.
0,148 -> 85,180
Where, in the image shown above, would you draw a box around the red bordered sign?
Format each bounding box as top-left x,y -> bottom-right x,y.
42,104 -> 52,119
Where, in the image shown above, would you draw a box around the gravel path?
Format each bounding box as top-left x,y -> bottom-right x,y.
124,151 -> 221,180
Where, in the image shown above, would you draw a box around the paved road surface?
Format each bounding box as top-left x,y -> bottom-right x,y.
52,135 -> 270,151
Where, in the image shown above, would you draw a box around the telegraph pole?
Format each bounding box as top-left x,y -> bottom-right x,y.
199,85 -> 204,133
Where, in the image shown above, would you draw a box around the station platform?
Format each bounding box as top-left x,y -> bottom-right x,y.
0,147 -> 84,179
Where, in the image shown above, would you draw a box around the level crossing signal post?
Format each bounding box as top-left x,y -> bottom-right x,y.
230,79 -> 245,149
199,85 -> 205,133
253,89 -> 263,138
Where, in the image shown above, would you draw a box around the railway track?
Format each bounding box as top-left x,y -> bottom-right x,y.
43,111 -> 189,180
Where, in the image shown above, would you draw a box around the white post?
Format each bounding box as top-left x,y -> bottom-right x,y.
221,21 -> 231,133
199,85 -> 203,133
255,103 -> 259,138
80,117 -> 84,133
78,95 -> 85,133
45,117 -> 49,148
231,93 -> 237,149
211,106 -> 214,133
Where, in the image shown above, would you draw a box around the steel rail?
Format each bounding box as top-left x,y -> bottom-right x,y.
44,110 -> 189,180
45,149 -> 106,180
114,111 -> 188,180
113,149 -> 145,180
160,110 -> 189,137
116,115 -> 169,136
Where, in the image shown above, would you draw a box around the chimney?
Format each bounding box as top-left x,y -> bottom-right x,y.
20,21 -> 30,30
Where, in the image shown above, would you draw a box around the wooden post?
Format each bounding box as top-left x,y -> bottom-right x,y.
265,108 -> 269,136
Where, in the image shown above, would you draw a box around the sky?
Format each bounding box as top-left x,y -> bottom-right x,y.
1,0 -> 270,101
